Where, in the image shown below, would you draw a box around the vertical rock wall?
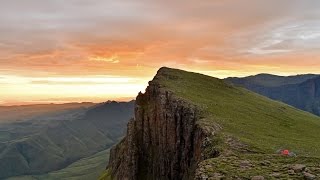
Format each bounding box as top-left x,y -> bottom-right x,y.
108,78 -> 207,180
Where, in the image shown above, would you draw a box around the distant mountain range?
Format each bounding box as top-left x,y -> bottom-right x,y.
225,74 -> 320,116
0,101 -> 134,179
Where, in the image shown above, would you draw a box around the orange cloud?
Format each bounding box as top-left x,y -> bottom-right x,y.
1,0 -> 320,104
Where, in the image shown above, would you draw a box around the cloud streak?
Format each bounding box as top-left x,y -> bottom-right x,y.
1,0 -> 320,103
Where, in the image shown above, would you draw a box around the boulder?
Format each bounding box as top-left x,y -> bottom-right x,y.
303,172 -> 316,180
251,176 -> 264,180
292,164 -> 306,172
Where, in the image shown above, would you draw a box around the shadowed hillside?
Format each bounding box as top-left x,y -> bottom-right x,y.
7,148 -> 111,180
0,101 -> 134,179
226,74 -> 320,116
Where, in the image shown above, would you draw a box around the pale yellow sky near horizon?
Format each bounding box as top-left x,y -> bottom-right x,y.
1,0 -> 320,105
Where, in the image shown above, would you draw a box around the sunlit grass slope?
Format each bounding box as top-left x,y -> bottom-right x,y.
156,67 -> 320,157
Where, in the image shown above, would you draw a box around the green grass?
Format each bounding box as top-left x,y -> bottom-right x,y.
198,154 -> 320,179
157,67 -> 320,157
154,67 -> 320,178
7,148 -> 110,180
44,148 -> 110,180
98,169 -> 112,180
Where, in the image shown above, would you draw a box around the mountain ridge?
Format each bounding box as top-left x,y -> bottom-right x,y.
103,67 -> 320,179
226,73 -> 319,87
226,74 -> 320,116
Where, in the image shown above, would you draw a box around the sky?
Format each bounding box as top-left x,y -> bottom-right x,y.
1,0 -> 320,105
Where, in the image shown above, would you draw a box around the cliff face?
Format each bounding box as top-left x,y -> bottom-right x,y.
108,73 -> 210,180
105,68 -> 320,179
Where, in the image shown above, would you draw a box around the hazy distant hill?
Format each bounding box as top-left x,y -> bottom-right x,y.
0,101 -> 134,179
226,74 -> 320,116
226,73 -> 318,87
0,103 -> 95,124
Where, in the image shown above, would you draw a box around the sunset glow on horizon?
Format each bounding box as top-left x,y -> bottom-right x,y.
1,0 -> 320,105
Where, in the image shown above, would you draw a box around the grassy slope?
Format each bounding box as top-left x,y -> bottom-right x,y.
98,169 -> 112,180
7,148 -> 110,180
156,68 -> 320,178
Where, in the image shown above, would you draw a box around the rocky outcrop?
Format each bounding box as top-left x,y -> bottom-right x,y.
106,68 -> 320,180
108,69 -> 216,180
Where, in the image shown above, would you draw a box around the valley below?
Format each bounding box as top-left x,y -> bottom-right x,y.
0,101 -> 134,179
